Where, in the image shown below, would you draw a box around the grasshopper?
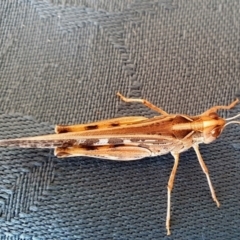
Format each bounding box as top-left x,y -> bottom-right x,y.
0,92 -> 239,235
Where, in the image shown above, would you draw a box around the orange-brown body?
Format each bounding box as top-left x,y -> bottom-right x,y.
0,93 -> 239,235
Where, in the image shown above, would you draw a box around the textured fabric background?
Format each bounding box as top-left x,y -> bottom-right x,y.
0,0 -> 240,239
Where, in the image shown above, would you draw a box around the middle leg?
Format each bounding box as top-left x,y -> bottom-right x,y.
117,92 -> 169,116
166,152 -> 180,235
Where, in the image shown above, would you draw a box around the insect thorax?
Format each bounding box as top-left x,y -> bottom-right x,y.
192,132 -> 205,145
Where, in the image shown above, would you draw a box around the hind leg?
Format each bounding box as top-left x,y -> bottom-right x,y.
54,145 -> 152,160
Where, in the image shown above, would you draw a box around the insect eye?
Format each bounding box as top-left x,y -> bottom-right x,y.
209,112 -> 219,120
211,126 -> 222,138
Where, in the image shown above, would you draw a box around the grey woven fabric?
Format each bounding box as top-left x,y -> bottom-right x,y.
0,0 -> 240,239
